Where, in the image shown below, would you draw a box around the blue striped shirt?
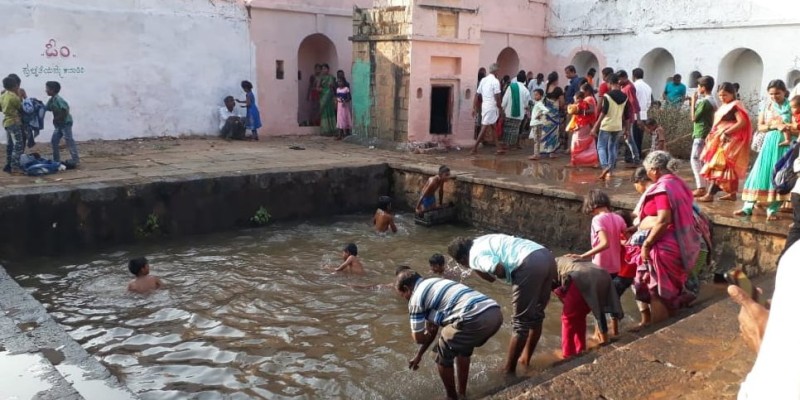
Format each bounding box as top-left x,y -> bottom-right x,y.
408,278 -> 499,333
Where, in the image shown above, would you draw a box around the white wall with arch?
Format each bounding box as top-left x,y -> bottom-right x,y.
0,0 -> 252,141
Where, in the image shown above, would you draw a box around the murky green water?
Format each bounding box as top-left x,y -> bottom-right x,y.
12,214 -> 640,399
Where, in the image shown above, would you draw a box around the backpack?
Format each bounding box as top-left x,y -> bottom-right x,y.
772,141 -> 800,195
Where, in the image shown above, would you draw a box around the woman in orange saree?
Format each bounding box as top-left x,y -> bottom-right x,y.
697,82 -> 752,203
569,83 -> 599,167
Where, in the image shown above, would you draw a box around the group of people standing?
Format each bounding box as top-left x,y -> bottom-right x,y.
306,64 -> 352,139
1,73 -> 79,175
471,64 -> 681,181
398,151 -> 710,399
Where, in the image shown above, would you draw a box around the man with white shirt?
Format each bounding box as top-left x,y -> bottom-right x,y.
630,68 -> 652,163
527,73 -> 545,95
471,63 -> 502,154
499,71 -> 532,154
219,96 -> 245,140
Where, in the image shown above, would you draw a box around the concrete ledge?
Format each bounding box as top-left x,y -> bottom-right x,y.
0,164 -> 390,260
0,267 -> 136,399
489,277 -> 773,400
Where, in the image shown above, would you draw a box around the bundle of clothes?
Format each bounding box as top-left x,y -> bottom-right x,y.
19,153 -> 74,176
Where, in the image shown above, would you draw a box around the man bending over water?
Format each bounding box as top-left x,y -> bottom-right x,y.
396,269 -> 502,400
416,165 -> 451,215
449,234 -> 557,374
127,257 -> 163,294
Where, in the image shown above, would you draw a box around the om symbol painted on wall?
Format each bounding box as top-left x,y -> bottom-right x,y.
41,39 -> 75,58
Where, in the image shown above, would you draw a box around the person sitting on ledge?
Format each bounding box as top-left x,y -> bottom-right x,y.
416,165 -> 451,215
218,96 -> 246,140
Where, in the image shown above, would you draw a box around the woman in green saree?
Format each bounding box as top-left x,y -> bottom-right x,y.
318,64 -> 337,136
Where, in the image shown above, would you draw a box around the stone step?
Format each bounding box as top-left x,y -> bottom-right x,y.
0,268 -> 137,400
488,277 -> 774,400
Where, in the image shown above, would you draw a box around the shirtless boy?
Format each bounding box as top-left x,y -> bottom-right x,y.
416,165 -> 451,215
373,196 -> 398,233
333,243 -> 365,274
127,257 -> 163,294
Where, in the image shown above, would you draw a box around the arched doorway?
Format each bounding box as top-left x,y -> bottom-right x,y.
718,48 -> 763,104
786,69 -> 800,89
496,47 -> 519,80
297,34 -> 338,126
639,48 -> 676,95
570,50 -> 599,80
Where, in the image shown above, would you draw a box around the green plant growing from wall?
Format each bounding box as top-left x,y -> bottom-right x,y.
251,207 -> 271,226
135,213 -> 162,239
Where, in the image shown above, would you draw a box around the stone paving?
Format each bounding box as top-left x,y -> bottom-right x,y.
0,136 -> 793,237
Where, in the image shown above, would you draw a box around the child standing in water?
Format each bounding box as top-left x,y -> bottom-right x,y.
415,165 -> 451,215
127,257 -> 163,294
428,253 -> 461,280
335,78 -> 352,140
332,243 -> 364,274
567,189 -> 627,336
238,80 -> 262,141
373,196 -> 397,233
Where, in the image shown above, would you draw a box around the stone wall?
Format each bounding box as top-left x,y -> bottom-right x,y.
0,0 -> 252,141
391,164 -> 787,276
351,5 -> 412,142
0,165 -> 390,260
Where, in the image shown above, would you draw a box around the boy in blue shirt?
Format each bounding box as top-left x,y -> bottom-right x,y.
45,81 -> 79,166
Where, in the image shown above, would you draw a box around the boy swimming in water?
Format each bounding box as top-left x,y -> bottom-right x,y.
429,253 -> 460,281
127,257 -> 163,294
415,165 -> 451,215
373,196 -> 398,233
332,243 -> 365,274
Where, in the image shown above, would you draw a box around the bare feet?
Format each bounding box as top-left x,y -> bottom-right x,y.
719,193 -> 737,201
597,168 -> 609,181
627,323 -> 649,333
778,140 -> 791,147
733,209 -> 751,217
767,213 -> 779,221
696,194 -> 714,203
692,188 -> 707,198
528,155 -> 540,161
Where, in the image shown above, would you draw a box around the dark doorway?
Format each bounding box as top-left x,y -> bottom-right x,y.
430,86 -> 452,134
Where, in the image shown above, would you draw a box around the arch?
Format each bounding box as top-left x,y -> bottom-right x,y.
570,50 -> 599,80
638,48 -> 676,95
496,47 -> 520,80
787,69 -> 800,89
718,48 -> 763,103
297,34 -> 339,126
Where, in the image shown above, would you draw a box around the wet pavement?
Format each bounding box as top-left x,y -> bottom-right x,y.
0,268 -> 137,399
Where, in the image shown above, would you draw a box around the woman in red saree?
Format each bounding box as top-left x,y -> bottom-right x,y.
697,82 -> 752,203
569,83 -> 599,167
627,151 -> 700,324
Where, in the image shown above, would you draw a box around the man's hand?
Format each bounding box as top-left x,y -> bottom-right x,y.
408,354 -> 423,371
728,285 -> 769,353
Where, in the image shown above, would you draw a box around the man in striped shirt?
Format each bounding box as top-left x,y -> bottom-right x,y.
396,269 -> 502,400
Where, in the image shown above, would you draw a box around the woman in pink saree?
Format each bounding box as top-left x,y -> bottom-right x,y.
627,151 -> 701,323
569,83 -> 599,167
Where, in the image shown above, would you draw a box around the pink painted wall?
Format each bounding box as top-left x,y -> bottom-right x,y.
248,0 -> 372,136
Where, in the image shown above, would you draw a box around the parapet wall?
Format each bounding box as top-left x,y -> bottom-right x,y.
390,164 -> 786,276
0,165 -> 390,260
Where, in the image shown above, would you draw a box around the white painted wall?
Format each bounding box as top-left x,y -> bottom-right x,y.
1,0 -> 252,141
546,0 -> 800,107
